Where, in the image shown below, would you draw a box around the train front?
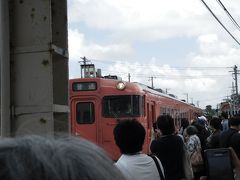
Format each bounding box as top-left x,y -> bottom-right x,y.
70,77 -> 145,160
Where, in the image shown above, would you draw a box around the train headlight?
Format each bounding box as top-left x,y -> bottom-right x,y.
116,81 -> 126,90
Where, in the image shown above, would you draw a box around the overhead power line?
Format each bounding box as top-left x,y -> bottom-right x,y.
200,0 -> 240,45
91,58 -> 230,70
216,0 -> 240,31
101,70 -> 230,79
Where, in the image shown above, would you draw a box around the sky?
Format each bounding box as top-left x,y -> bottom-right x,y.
67,0 -> 240,109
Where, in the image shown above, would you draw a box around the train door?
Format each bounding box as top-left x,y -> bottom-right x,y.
101,117 -> 119,159
146,101 -> 155,153
71,96 -> 100,144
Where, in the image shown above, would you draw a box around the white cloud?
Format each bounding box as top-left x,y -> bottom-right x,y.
68,28 -> 133,61
198,34 -> 218,43
101,33 -> 239,108
67,0 -> 240,109
189,34 -> 240,67
68,0 -> 240,41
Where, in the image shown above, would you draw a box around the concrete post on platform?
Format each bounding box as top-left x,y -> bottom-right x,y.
0,0 -> 11,137
9,0 -> 69,136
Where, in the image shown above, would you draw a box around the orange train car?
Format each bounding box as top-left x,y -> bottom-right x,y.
69,77 -> 202,160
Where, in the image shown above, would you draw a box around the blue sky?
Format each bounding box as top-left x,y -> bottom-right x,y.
132,37 -> 198,65
67,0 -> 240,109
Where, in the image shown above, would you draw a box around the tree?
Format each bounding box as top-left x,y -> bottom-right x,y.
205,105 -> 216,117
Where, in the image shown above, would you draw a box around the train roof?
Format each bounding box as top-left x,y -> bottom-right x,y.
134,82 -> 201,110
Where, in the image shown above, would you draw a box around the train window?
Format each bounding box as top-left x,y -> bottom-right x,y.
103,95 -> 144,118
167,108 -> 171,115
140,96 -> 145,116
76,102 -> 95,124
160,107 -> 166,115
72,82 -> 97,91
173,109 -> 178,119
180,112 -> 183,118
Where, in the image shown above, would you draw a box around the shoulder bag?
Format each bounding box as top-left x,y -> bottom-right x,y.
148,155 -> 165,180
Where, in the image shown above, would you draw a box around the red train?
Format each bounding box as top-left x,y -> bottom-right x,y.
69,76 -> 202,160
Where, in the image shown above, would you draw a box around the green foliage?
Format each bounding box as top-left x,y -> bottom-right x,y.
205,105 -> 216,117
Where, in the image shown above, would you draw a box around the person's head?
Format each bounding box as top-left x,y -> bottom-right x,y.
113,119 -> 145,154
197,116 -> 207,127
229,115 -> 240,130
186,125 -> 198,136
0,135 -> 125,180
210,117 -> 222,130
221,111 -> 228,119
156,115 -> 175,135
181,118 -> 189,129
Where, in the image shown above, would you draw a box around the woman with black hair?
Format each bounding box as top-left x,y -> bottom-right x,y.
206,117 -> 222,149
185,126 -> 204,180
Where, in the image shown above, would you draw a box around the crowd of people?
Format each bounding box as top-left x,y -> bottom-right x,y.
114,112 -> 240,180
0,112 -> 240,180
156,113 -> 240,180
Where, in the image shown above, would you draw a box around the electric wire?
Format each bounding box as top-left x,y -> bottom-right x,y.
216,0 -> 240,31
90,58 -> 231,70
101,69 -> 230,79
200,0 -> 240,45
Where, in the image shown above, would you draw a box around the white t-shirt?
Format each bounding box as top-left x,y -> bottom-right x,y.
115,153 -> 164,180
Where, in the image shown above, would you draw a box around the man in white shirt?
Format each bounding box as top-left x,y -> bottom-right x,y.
114,119 -> 164,180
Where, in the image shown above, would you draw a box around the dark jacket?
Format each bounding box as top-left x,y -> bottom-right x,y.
192,122 -> 210,151
220,128 -> 240,158
150,135 -> 184,180
206,130 -> 221,149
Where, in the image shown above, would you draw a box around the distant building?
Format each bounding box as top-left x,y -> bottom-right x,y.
218,101 -> 240,117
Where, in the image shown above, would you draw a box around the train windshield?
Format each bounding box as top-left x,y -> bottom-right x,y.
103,95 -> 144,118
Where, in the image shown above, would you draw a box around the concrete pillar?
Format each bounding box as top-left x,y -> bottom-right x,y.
0,0 -> 11,136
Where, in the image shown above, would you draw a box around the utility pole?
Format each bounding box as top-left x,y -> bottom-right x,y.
79,56 -> 90,78
150,76 -> 154,89
81,56 -> 86,78
232,82 -> 235,94
166,88 -> 170,94
183,93 -> 189,103
229,65 -> 240,113
149,76 -> 155,89
230,65 -> 239,95
196,101 -> 199,107
128,73 -> 131,82
234,65 -> 239,95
